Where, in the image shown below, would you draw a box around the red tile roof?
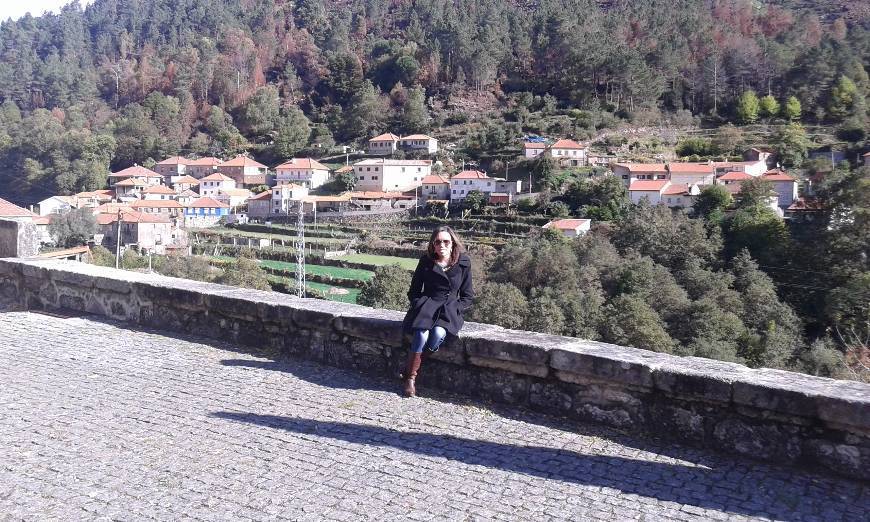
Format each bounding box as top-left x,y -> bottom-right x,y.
221,155 -> 267,168
787,197 -> 825,211
370,132 -> 400,142
187,197 -> 229,208
615,163 -> 668,173
188,157 -> 223,166
762,170 -> 796,182
200,173 -> 235,182
275,158 -> 329,171
249,191 -> 273,201
140,185 -> 178,195
421,175 -> 450,184
172,175 -> 200,185
113,178 -> 149,187
0,197 -> 37,217
662,183 -> 691,196
629,180 -> 669,191
453,170 -> 490,180
130,200 -> 183,209
96,210 -> 170,224
108,165 -> 162,178
335,165 -> 354,173
156,156 -> 191,165
667,163 -> 715,174
551,139 -> 584,150
544,219 -> 590,230
718,171 -> 753,181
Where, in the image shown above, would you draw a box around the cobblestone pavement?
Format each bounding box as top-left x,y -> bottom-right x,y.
1,309 -> 868,522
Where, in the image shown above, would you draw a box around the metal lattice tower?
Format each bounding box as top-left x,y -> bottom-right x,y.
295,202 -> 306,298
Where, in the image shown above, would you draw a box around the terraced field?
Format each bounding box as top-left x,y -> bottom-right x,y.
334,253 -> 419,271
258,259 -> 374,281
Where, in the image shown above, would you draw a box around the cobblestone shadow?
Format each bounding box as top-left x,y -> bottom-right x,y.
211,412 -> 870,520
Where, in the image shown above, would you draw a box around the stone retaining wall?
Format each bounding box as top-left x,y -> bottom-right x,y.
1,257 -> 868,481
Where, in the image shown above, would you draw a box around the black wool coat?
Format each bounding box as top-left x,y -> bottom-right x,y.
402,252 -> 474,337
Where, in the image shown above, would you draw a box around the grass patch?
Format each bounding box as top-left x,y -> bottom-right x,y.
306,282 -> 361,304
259,259 -> 374,281
335,253 -> 419,271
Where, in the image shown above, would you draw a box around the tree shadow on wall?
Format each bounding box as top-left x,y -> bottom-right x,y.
209,412 -> 869,520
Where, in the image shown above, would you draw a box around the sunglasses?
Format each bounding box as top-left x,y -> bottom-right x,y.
433,239 -> 452,245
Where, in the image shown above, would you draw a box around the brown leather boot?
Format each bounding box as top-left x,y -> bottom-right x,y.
402,352 -> 423,397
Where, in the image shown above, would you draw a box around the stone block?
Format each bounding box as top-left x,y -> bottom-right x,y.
815,379 -> 870,431
477,367 -> 531,405
205,291 -> 260,321
712,417 -> 801,462
551,341 -> 664,389
134,282 -> 206,309
427,342 -> 464,365
0,260 -> 22,277
334,309 -> 404,347
468,356 -> 549,378
291,298 -> 347,331
732,368 -> 834,419
50,270 -> 96,288
529,381 -> 573,413
257,301 -> 295,328
58,293 -> 86,311
653,357 -> 748,404
464,327 -> 561,366
94,276 -> 133,294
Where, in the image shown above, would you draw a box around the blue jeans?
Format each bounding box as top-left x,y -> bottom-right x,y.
410,327 -> 447,354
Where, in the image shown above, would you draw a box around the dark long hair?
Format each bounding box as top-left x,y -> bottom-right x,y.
427,225 -> 464,266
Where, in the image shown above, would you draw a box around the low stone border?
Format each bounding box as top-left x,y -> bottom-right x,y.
1,257 -> 868,480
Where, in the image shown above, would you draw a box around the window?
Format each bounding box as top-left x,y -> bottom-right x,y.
452,190 -> 456,194
401,167 -> 406,173
417,168 -> 421,172
372,176 -> 378,180
359,176 -> 364,180
366,167 -> 371,172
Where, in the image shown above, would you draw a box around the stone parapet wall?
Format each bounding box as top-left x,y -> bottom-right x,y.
0,219 -> 39,258
1,257 -> 868,481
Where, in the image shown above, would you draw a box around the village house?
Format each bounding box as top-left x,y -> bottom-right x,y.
199,173 -> 236,198
367,133 -> 400,155
628,180 -> 700,207
354,158 -> 432,192
349,191 -> 416,211
711,158 -> 770,177
170,175 -> 200,193
549,139 -> 587,167
667,162 -> 716,186
0,197 -> 40,223
863,152 -> 870,166
246,191 -> 272,219
716,170 -> 754,196
612,163 -> 668,186
543,219 -> 591,238
275,158 -> 330,189
73,190 -> 113,208
214,188 -> 253,210
299,194 -> 351,214
762,170 -> 799,208
140,185 -> 179,201
186,157 -> 223,179
153,156 -> 190,180
113,178 -> 150,200
107,165 -> 164,188
129,199 -> 184,219
37,196 -> 77,216
176,189 -> 199,207
219,155 -> 268,187
420,174 -> 451,201
450,170 -> 522,200
523,142 -> 546,159
96,210 -> 173,255
399,134 -> 438,154
184,197 -> 230,228
269,184 -> 310,216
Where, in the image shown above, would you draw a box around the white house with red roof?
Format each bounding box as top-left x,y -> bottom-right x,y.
762,170 -> 798,207
612,163 -> 668,186
450,170 -> 521,201
368,132 -> 400,155
353,158 -> 432,192
275,158 -> 330,189
0,197 -> 40,222
219,155 -> 268,187
399,134 -> 438,154
176,189 -> 199,206
186,157 -> 223,179
95,209 -> 173,254
711,159 -> 768,177
549,139 -> 587,167
199,173 -> 237,198
716,170 -> 754,196
140,185 -> 179,201
628,180 -> 699,207
113,178 -> 150,200
667,163 -> 716,186
37,196 -> 78,216
214,188 -> 253,210
542,219 -> 591,238
523,142 -> 547,159
183,197 -> 230,228
420,174 -> 451,201
170,175 -> 200,193
862,152 -> 870,166
267,184 -> 311,216
246,191 -> 273,219
108,165 -> 164,187
153,156 -> 190,179
130,199 -> 184,218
